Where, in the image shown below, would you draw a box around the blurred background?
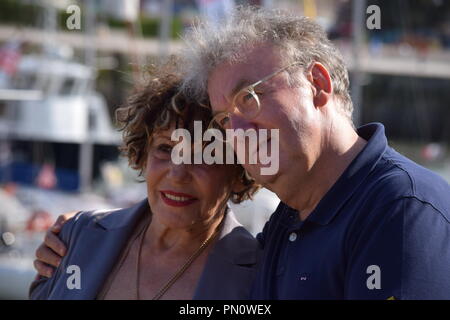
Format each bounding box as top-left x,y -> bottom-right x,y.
0,0 -> 449,299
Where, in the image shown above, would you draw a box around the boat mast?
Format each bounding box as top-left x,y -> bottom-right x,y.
79,0 -> 96,193
351,0 -> 366,127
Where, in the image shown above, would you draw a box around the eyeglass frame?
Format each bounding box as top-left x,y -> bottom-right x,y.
207,61 -> 304,131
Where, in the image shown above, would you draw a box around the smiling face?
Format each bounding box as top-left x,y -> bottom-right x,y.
144,123 -> 240,231
207,44 -> 325,204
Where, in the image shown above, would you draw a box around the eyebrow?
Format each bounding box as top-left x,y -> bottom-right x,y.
213,78 -> 259,117
152,133 -> 172,142
228,78 -> 253,101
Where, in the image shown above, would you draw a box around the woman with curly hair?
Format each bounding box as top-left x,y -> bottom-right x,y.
29,61 -> 261,300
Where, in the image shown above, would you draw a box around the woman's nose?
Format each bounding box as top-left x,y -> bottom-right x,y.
167,163 -> 192,184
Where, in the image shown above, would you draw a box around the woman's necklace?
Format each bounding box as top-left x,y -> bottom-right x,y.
135,218 -> 223,300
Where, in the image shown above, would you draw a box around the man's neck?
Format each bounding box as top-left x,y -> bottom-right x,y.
292,125 -> 367,220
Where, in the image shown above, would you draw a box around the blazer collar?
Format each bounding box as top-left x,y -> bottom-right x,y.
95,199 -> 255,263
193,210 -> 260,299
210,210 -> 259,265
48,202 -> 148,300
48,202 -> 257,300
94,199 -> 149,230
94,200 -> 258,266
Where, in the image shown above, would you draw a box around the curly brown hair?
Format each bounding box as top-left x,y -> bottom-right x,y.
115,58 -> 260,204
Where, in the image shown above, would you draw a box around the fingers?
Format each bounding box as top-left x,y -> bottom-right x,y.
51,211 -> 77,233
44,228 -> 67,257
35,243 -> 62,268
33,259 -> 55,278
33,211 -> 76,276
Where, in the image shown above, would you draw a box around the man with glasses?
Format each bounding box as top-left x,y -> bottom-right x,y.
181,7 -> 450,299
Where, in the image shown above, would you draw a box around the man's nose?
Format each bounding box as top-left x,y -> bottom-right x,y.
230,114 -> 257,131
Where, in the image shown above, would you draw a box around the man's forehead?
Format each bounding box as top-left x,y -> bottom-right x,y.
218,45 -> 281,78
207,45 -> 282,108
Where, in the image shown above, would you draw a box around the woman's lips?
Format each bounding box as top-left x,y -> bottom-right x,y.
160,190 -> 198,207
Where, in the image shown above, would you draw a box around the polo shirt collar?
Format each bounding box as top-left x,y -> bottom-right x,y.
287,122 -> 388,227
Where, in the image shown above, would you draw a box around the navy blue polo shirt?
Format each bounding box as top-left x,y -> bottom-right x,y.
251,123 -> 450,300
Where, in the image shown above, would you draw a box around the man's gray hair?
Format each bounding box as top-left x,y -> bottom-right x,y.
180,6 -> 353,121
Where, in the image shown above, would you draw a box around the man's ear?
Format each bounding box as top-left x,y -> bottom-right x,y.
305,62 -> 333,108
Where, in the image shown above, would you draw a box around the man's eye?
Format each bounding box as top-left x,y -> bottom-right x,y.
254,89 -> 264,97
243,90 -> 263,103
243,92 -> 254,102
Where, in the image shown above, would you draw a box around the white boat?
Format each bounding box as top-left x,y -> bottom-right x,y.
0,49 -> 121,191
0,42 -> 122,298
0,54 -> 120,145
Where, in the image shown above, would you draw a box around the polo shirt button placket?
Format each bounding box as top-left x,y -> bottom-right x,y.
289,232 -> 297,242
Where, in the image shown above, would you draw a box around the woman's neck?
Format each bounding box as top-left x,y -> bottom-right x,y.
144,211 -> 225,256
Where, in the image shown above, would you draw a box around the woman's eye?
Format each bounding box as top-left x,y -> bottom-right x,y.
159,144 -> 172,152
157,144 -> 172,153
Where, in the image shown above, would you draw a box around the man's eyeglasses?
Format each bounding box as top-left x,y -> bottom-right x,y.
208,61 -> 302,131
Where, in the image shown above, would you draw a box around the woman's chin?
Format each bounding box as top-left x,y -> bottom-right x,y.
153,207 -> 199,229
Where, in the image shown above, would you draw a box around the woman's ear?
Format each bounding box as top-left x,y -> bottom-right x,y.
305,62 -> 333,108
230,169 -> 249,195
231,179 -> 247,195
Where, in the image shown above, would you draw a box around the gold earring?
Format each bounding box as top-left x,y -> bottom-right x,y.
171,92 -> 183,115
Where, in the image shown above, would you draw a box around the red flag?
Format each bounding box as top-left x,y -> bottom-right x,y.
0,41 -> 21,76
35,163 -> 57,189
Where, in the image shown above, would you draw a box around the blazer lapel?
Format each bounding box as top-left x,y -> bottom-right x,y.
47,202 -> 259,300
193,211 -> 260,299
48,200 -> 149,299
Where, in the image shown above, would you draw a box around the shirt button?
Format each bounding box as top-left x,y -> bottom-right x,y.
289,232 -> 297,242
